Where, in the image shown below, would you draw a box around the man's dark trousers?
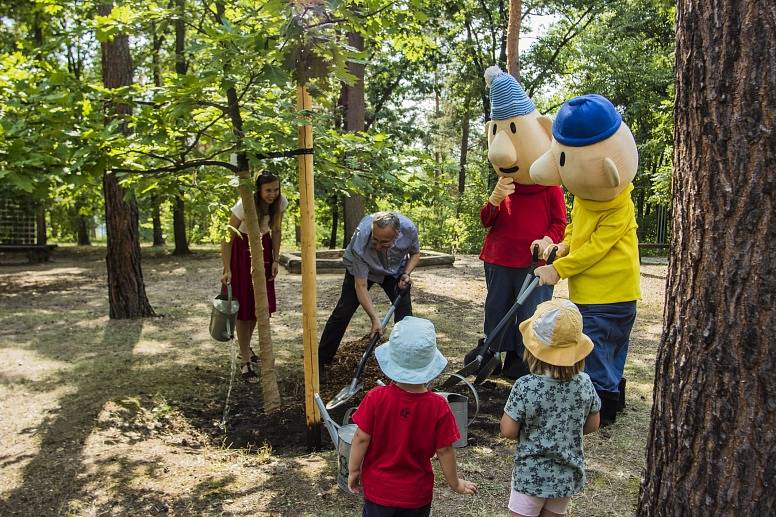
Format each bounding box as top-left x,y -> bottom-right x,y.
318,271 -> 413,367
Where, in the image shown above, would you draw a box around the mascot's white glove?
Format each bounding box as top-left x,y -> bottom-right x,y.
489,177 -> 515,206
543,242 -> 569,260
534,265 -> 561,286
530,236 -> 554,256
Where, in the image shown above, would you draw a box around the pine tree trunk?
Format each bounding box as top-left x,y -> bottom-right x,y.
458,93 -> 471,195
342,31 -> 365,247
172,194 -> 189,255
99,1 -> 155,319
637,1 -> 775,514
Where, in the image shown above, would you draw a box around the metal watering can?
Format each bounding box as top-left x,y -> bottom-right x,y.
314,393 -> 358,494
434,373 -> 480,448
209,284 -> 240,342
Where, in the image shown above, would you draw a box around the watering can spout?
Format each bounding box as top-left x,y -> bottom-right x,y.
314,393 -> 340,446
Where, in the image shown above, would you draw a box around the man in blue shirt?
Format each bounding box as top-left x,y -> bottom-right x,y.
318,212 -> 421,372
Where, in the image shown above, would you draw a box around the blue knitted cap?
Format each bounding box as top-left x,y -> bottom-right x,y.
486,66 -> 535,120
552,94 -> 622,147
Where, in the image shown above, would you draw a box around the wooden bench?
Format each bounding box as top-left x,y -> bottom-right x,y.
0,244 -> 58,264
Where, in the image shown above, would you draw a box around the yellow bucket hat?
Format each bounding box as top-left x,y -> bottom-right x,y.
519,299 -> 594,367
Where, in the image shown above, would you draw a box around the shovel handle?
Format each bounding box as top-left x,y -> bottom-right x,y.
352,291 -> 404,381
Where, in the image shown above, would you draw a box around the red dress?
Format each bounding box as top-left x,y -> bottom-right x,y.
230,232 -> 276,321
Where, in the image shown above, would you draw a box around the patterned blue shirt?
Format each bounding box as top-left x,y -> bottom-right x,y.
342,214 -> 420,283
503,372 -> 601,498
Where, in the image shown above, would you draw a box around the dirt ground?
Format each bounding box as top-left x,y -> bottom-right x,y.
0,245 -> 667,516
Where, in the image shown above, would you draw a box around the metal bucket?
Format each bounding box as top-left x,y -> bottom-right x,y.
435,373 -> 480,448
209,284 -> 239,342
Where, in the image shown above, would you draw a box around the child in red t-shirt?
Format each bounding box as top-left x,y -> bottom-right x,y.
348,316 -> 477,516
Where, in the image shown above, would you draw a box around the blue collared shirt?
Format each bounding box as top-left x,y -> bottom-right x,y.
342,214 -> 420,283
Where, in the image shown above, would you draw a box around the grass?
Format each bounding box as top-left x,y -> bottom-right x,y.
0,246 -> 665,516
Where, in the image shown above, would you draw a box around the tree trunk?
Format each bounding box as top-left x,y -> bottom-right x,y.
215,0 -> 280,412
328,195 -> 339,249
506,0 -> 521,79
35,206 -> 46,245
77,216 -> 91,246
458,92 -> 471,195
342,31 -> 366,247
637,1 -> 775,514
151,194 -> 164,247
99,1 -> 155,319
172,194 -> 189,255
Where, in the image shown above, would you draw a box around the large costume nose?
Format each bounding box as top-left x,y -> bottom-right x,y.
488,130 -> 517,168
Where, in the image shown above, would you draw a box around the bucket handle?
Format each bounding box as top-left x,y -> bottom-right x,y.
342,406 -> 358,426
445,373 -> 480,426
225,283 -> 233,339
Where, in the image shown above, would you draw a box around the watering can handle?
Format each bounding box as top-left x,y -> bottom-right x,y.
445,373 -> 480,426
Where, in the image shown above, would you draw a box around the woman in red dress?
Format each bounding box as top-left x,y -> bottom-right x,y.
220,172 -> 287,383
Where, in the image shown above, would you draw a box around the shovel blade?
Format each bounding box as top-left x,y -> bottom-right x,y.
473,353 -> 500,385
439,358 -> 482,390
326,381 -> 364,410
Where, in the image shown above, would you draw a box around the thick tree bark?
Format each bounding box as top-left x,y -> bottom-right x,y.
99,1 -> 155,319
458,92 -> 471,195
637,1 -> 775,515
342,31 -> 366,247
172,194 -> 189,255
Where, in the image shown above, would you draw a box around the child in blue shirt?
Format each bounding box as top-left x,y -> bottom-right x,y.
500,299 -> 601,516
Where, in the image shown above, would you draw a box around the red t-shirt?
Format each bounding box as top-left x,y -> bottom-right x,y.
479,184 -> 567,268
352,384 -> 460,508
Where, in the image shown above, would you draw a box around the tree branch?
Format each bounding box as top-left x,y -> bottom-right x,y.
114,159 -> 237,175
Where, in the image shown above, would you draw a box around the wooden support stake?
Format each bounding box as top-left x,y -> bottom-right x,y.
297,84 -> 321,449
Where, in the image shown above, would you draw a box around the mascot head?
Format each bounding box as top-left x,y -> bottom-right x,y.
530,94 -> 638,201
485,66 -> 553,185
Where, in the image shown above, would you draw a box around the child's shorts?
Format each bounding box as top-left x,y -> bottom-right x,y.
508,489 -> 571,516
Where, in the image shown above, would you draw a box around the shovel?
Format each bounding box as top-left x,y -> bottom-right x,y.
326,288 -> 407,410
440,246 -> 558,390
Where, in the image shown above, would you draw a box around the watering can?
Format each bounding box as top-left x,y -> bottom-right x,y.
314,393 -> 358,494
209,284 -> 240,342
434,373 -> 480,448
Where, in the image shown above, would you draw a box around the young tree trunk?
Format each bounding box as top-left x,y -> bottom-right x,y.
99,1 -> 155,319
506,0 -> 521,79
342,31 -> 366,247
215,0 -> 279,411
637,1 -> 775,514
172,194 -> 189,255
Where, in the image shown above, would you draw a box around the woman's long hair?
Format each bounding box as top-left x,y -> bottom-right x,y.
254,172 -> 281,228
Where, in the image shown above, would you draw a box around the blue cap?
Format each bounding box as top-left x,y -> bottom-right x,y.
487,67 -> 535,120
552,94 -> 622,147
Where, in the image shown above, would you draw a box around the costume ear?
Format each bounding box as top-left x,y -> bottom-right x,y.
529,150 -> 562,186
485,120 -> 492,136
603,157 -> 621,188
537,115 -> 553,139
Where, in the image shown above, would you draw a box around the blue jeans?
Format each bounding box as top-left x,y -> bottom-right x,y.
579,301 -> 637,394
484,263 -> 553,355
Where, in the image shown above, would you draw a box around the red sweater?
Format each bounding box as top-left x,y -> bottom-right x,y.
479,184 -> 567,268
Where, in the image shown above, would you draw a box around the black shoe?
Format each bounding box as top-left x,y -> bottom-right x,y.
599,391 -> 619,427
502,352 -> 529,380
617,378 -> 627,413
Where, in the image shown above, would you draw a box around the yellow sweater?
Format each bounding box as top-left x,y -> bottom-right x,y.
553,185 -> 641,304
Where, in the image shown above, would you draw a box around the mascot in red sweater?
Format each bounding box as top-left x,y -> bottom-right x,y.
469,66 -> 567,378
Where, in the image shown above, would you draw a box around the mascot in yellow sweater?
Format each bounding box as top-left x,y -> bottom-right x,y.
530,94 -> 640,426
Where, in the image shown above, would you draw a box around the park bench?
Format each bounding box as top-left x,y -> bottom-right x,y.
0,244 -> 58,264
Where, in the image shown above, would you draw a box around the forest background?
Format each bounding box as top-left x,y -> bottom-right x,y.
0,0 -> 674,256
